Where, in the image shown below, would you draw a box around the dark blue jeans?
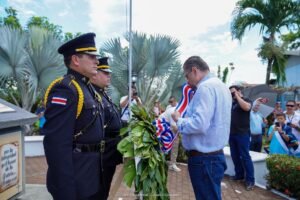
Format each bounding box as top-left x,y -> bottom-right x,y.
250,134 -> 262,152
229,133 -> 255,184
188,153 -> 227,200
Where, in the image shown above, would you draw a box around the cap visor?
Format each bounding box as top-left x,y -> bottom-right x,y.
98,68 -> 112,73
83,51 -> 100,56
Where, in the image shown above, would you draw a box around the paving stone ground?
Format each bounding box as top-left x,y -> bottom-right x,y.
22,156 -> 286,200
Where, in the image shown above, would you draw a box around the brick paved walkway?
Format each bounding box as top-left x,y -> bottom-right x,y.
25,156 -> 285,200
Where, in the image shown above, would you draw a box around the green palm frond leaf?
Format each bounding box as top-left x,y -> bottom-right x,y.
0,26 -> 28,80
102,31 -> 182,107
27,26 -> 65,91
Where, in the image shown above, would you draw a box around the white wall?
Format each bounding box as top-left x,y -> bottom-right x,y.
24,136 -> 45,157
285,56 -> 300,87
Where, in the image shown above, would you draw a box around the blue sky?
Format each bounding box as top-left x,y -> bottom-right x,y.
0,0 -> 269,85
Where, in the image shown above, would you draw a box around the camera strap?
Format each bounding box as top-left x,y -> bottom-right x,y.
120,103 -> 129,118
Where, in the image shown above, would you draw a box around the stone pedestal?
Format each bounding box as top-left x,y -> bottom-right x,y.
0,99 -> 37,200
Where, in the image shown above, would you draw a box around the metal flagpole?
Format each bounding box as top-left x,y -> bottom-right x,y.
128,0 -> 142,199
128,0 -> 132,112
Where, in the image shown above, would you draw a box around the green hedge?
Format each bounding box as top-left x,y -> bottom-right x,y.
266,154 -> 300,198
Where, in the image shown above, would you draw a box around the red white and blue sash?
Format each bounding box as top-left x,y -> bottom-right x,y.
175,83 -> 194,117
152,118 -> 177,153
152,83 -> 194,153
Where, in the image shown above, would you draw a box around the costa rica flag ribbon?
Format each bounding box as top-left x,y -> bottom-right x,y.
175,83 -> 194,117
152,118 -> 177,153
51,97 -> 67,106
152,83 -> 194,153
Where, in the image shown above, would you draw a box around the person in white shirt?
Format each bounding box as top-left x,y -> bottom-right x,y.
119,85 -> 142,126
153,100 -> 162,118
160,96 -> 181,172
283,100 -> 300,142
296,101 -> 300,115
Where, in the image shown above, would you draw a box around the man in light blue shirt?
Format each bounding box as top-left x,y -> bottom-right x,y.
250,100 -> 267,152
172,56 -> 231,200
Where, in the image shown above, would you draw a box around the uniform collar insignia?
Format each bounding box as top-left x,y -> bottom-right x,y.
68,69 -> 89,84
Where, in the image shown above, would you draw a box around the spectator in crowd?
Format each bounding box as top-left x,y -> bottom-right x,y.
35,102 -> 46,130
267,113 -> 300,157
120,85 -> 142,126
160,96 -> 181,172
295,101 -> 300,115
273,101 -> 283,120
153,100 -> 162,118
250,99 -> 267,152
229,85 -> 255,191
283,100 -> 300,142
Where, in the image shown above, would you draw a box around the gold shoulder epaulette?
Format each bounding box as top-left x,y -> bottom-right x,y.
44,77 -> 84,119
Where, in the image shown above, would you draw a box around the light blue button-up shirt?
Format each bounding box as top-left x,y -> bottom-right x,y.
250,111 -> 264,135
177,73 -> 232,153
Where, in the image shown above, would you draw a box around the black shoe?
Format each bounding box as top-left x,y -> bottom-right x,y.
246,182 -> 254,191
230,176 -> 244,181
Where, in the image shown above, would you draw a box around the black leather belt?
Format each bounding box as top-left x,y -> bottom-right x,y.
187,149 -> 223,157
73,142 -> 105,153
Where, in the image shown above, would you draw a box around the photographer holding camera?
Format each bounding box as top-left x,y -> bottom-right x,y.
119,85 -> 142,126
229,85 -> 255,191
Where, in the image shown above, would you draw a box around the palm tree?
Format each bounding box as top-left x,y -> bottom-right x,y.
26,26 -> 66,101
0,26 -> 65,111
231,0 -> 300,84
0,26 -> 29,107
102,32 -> 183,108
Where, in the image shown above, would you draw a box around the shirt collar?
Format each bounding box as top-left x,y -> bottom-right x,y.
196,72 -> 214,88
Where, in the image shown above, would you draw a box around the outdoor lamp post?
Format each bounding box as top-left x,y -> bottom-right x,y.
228,62 -> 235,85
229,62 -> 235,71
132,72 -> 137,86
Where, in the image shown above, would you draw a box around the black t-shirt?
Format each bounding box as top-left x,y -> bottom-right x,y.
230,97 -> 252,134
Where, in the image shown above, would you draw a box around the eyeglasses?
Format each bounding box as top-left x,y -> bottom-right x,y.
184,70 -> 192,79
286,105 -> 295,107
169,100 -> 174,104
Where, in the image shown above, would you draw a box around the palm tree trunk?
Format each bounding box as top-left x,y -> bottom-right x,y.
265,58 -> 273,85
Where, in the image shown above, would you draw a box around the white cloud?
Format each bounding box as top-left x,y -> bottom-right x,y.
87,0 -> 128,44
8,0 -> 33,4
6,0 -> 266,84
133,0 -> 236,37
6,0 -> 38,19
84,0 -> 266,84
58,9 -> 69,17
43,0 -> 67,4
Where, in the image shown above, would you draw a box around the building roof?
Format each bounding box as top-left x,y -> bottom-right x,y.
284,50 -> 300,56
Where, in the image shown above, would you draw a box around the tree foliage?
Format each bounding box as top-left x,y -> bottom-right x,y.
0,7 -> 21,29
281,31 -> 300,50
27,16 -> 63,39
258,41 -> 287,84
0,6 -> 81,112
102,32 -> 184,108
0,26 -> 65,111
118,105 -> 169,199
231,0 -> 300,84
64,32 -> 82,42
